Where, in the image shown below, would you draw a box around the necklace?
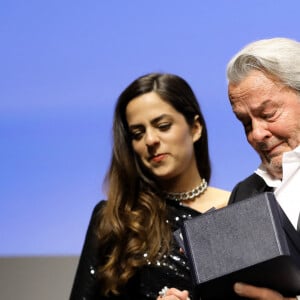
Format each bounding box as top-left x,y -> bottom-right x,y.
163,178 -> 208,202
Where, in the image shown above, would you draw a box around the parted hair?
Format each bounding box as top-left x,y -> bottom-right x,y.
227,37 -> 300,93
96,73 -> 211,295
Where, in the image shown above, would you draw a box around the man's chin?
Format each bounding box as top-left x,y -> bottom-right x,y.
264,160 -> 283,180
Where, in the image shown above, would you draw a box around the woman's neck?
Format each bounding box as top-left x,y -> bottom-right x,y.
160,172 -> 203,193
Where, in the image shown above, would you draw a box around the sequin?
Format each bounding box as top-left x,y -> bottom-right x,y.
89,266 -> 96,276
75,200 -> 202,300
138,202 -> 201,299
170,255 -> 181,261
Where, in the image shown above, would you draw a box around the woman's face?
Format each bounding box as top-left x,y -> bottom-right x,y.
125,92 -> 202,184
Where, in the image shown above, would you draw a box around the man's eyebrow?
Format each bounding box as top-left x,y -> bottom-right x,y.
253,100 -> 273,113
233,100 -> 272,115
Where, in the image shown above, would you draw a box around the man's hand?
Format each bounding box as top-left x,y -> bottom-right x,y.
234,282 -> 296,300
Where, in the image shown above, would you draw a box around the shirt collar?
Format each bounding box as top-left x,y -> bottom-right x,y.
255,145 -> 300,188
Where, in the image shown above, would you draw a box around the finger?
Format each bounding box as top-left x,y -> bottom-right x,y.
234,282 -> 284,300
165,288 -> 189,300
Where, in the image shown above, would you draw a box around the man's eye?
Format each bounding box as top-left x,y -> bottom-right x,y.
158,123 -> 171,131
262,111 -> 276,120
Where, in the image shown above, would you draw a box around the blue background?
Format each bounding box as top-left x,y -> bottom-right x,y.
1,0 -> 299,256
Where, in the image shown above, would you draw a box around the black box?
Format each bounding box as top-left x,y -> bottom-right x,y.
180,192 -> 300,299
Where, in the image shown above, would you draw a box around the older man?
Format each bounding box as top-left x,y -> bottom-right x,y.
227,37 -> 300,300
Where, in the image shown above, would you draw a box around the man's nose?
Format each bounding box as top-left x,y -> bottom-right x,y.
249,119 -> 271,143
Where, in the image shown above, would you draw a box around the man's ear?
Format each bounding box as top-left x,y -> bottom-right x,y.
192,115 -> 202,142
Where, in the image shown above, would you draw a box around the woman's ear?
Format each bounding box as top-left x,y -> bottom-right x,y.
192,115 -> 202,142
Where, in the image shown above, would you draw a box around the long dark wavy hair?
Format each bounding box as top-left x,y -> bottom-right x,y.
96,73 -> 211,295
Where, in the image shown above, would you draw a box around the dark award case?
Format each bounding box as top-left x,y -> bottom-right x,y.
178,192 -> 300,299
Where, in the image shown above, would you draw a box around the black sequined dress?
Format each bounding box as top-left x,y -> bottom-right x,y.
70,200 -> 202,300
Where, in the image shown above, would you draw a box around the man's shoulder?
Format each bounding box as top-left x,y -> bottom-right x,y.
229,173 -> 270,204
238,173 -> 264,186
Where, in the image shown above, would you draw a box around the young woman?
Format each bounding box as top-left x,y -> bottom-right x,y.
70,73 -> 230,300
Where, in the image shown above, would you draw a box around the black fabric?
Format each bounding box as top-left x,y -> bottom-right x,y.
228,173 -> 300,298
229,173 -> 273,205
69,200 -> 202,300
181,192 -> 300,299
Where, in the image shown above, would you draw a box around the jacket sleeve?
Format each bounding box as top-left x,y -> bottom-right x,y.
69,201 -> 106,300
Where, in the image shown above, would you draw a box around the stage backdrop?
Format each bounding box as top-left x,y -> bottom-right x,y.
1,0 -> 300,256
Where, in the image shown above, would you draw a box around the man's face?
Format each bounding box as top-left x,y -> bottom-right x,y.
228,70 -> 300,179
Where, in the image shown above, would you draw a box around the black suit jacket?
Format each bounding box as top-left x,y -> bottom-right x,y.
228,173 -> 300,298
229,173 -> 273,204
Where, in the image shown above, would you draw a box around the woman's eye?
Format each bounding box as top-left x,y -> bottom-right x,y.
131,131 -> 144,140
158,123 -> 171,131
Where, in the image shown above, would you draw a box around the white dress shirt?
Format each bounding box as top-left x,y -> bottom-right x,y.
255,145 -> 300,230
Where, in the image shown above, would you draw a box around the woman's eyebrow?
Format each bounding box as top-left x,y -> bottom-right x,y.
150,114 -> 170,125
128,114 -> 171,129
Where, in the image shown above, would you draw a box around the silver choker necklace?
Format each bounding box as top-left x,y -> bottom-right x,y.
163,178 -> 208,202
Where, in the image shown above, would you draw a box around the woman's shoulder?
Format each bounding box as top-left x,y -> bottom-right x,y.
205,186 -> 231,209
93,199 -> 107,213
207,186 -> 230,197
86,200 -> 107,228
188,186 -> 230,213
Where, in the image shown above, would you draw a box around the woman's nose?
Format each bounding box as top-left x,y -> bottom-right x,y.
144,129 -> 159,146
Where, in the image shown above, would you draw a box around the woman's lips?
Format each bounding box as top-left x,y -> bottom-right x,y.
151,153 -> 167,163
